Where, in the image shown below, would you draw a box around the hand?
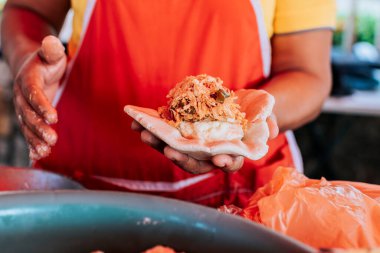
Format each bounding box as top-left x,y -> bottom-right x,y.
235,89 -> 279,140
13,35 -> 67,160
131,121 -> 244,174
131,89 -> 277,174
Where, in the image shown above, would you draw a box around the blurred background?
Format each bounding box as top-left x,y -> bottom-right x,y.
0,0 -> 380,183
295,0 -> 380,183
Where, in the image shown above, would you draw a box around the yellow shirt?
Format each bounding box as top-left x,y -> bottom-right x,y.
260,0 -> 336,36
69,0 -> 336,56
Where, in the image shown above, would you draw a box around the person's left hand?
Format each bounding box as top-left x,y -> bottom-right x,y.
131,88 -> 278,174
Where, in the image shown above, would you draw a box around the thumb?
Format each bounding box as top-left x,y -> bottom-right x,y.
267,114 -> 279,139
38,35 -> 66,64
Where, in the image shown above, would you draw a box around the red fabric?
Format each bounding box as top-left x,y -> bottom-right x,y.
36,0 -> 294,207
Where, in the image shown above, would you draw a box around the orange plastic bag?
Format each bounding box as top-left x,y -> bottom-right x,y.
227,167 -> 380,249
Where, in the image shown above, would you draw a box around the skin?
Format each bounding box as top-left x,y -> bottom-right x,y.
2,0 -> 70,159
2,0 -> 332,173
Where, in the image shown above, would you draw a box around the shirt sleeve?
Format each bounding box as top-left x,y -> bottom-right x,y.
273,0 -> 336,35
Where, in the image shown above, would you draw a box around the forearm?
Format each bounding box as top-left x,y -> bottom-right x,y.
259,30 -> 333,132
2,7 -> 55,75
2,1 -> 69,160
262,70 -> 331,132
1,1 -> 69,76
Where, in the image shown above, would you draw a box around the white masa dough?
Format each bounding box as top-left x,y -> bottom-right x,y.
179,121 -> 244,141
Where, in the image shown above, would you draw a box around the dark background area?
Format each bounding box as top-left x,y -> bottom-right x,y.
295,114 -> 380,184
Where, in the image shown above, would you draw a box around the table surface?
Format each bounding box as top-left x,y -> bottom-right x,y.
322,89 -> 380,116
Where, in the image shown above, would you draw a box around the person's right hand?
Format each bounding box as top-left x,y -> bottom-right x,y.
13,35 -> 67,161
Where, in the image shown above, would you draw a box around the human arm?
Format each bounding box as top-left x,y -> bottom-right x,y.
1,0 -> 70,159
262,29 -> 332,131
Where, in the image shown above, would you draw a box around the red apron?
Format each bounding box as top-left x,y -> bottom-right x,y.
36,0 -> 295,207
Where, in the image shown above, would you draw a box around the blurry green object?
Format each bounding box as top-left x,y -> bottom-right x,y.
333,14 -> 377,47
356,15 -> 376,44
333,15 -> 345,46
333,32 -> 344,46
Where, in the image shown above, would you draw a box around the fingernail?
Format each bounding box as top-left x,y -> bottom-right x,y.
36,145 -> 49,156
44,113 -> 58,124
42,131 -> 57,145
41,35 -> 65,64
29,149 -> 39,161
169,151 -> 186,162
224,160 -> 232,167
218,162 -> 227,168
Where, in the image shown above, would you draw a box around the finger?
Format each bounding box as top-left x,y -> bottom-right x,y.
131,120 -> 144,132
39,36 -> 67,101
39,35 -> 66,64
211,154 -> 233,168
14,84 -> 57,145
20,122 -> 51,159
140,130 -> 166,153
267,114 -> 279,140
164,146 -> 214,174
19,75 -> 58,124
223,156 -> 244,172
29,146 -> 40,161
212,155 -> 244,173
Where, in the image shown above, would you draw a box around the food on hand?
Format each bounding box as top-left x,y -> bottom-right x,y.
124,74 -> 275,160
158,74 -> 247,142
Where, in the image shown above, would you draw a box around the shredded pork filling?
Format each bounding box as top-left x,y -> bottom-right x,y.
158,74 -> 247,133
